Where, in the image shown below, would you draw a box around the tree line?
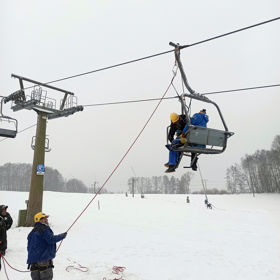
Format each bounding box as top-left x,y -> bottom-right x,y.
0,163 -> 106,193
127,173 -> 193,194
226,135 -> 280,193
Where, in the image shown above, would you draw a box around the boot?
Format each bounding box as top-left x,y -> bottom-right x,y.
165,165 -> 176,173
164,162 -> 169,168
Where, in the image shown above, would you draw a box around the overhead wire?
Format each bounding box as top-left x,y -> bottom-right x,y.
18,16 -> 280,88
0,123 -> 37,142
202,83 -> 280,95
1,17 -> 280,142
0,82 -> 279,143
179,16 -> 280,49
82,82 -> 280,107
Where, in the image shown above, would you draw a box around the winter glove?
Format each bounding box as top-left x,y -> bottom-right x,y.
181,132 -> 186,138
180,137 -> 187,144
62,232 -> 67,239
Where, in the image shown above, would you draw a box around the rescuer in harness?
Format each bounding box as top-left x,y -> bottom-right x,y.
27,212 -> 67,280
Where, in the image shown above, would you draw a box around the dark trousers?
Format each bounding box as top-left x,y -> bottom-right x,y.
31,267 -> 53,280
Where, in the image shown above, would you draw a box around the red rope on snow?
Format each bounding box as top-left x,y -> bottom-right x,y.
103,266 -> 126,280
66,262 -> 89,272
0,255 -> 29,273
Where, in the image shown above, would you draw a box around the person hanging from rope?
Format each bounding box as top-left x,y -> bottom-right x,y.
165,113 -> 189,173
189,109 -> 209,171
27,212 -> 67,280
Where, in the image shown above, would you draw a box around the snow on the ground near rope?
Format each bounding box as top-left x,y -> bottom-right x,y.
0,191 -> 280,280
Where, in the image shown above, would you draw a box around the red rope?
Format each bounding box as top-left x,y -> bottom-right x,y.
57,76 -> 175,252
0,73 -> 176,279
103,266 -> 126,280
1,255 -> 29,273
66,262 -> 89,272
1,255 -> 9,280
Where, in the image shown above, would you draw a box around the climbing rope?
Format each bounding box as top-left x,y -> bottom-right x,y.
57,67 -> 177,252
66,263 -> 89,272
0,70 -> 177,279
0,255 -> 28,273
103,266 -> 126,280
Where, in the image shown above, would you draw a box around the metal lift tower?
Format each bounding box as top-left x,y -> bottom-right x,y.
4,74 -> 83,226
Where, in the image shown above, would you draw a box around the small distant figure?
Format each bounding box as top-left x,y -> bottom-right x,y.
141,193 -> 145,199
186,196 -> 190,203
125,192 -> 128,197
204,198 -> 208,205
206,202 -> 212,209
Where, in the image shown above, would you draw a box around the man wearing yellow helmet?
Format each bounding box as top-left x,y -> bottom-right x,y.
165,109 -> 209,172
165,113 -> 189,172
27,212 -> 67,280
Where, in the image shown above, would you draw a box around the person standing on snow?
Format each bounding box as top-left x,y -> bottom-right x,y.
0,205 -> 13,256
27,212 -> 67,280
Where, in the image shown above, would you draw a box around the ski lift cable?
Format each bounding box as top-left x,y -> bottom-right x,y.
178,16 -> 280,50
82,83 -> 280,107
0,82 -> 279,143
15,16 -> 280,90
0,123 -> 37,143
202,83 -> 280,95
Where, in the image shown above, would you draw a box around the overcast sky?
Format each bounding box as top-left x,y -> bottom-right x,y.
0,0 -> 279,192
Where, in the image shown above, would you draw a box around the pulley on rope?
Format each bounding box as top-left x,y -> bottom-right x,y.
167,42 -> 234,169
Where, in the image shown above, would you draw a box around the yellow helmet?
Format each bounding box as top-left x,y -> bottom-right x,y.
170,113 -> 179,123
34,212 -> 49,223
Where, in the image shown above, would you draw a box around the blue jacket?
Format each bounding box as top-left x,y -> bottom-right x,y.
191,113 -> 209,127
27,222 -> 65,264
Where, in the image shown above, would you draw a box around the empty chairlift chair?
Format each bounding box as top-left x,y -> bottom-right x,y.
0,97 -> 18,138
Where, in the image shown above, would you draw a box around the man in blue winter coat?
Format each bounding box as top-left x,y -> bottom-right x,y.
27,212 -> 67,280
189,109 -> 209,170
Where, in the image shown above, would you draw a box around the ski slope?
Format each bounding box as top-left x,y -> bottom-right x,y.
0,191 -> 279,280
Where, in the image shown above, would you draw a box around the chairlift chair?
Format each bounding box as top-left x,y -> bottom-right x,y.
167,42 -> 234,167
0,97 -> 18,138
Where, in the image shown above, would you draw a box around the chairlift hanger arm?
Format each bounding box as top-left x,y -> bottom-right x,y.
169,42 -> 195,95
169,42 -> 229,132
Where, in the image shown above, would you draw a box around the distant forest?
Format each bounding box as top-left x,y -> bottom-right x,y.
226,135 -> 280,193
127,173 -> 193,194
0,163 -> 105,193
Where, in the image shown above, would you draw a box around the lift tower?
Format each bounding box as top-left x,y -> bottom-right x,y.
5,74 -> 83,226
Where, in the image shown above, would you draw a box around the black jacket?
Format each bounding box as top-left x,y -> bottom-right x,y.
0,212 -> 13,252
1,212 -> 13,230
168,115 -> 188,143
0,216 -> 7,252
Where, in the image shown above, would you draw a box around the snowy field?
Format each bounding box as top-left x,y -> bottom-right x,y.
0,191 -> 280,280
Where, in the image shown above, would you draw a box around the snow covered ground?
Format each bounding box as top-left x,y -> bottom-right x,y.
0,191 -> 279,280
